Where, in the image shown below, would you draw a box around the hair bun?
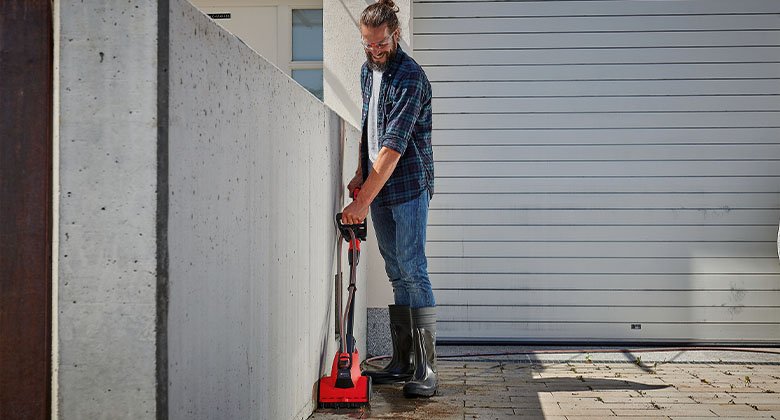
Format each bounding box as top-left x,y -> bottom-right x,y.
378,0 -> 399,12
361,0 -> 400,30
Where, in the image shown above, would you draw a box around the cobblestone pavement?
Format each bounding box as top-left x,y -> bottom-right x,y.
309,349 -> 780,419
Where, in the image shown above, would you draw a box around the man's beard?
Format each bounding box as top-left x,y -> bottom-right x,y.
366,47 -> 397,72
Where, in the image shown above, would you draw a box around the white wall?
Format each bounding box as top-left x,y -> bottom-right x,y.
57,1 -> 160,418
167,1 -> 364,419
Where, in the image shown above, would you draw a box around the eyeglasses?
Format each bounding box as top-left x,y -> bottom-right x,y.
360,32 -> 395,50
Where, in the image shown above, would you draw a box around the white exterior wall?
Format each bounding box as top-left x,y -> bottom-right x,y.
415,0 -> 780,343
167,1 -> 364,419
56,1 -> 160,418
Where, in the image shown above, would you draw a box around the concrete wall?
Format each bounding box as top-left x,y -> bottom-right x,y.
57,0 -> 365,417
167,0 -> 364,419
56,1 -> 161,418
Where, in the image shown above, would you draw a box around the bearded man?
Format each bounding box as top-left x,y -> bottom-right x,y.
339,0 -> 437,398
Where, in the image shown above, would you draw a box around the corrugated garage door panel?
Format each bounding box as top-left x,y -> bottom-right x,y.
414,0 -> 780,343
438,128 -> 780,145
416,14 -> 780,33
414,0 -> 780,16
419,48 -> 780,66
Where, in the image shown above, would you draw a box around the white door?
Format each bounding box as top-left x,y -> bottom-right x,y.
414,0 -> 780,343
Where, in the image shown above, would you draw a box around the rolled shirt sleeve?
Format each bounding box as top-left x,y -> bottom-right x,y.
380,75 -> 425,156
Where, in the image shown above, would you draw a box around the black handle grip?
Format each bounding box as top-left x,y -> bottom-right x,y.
335,213 -> 367,242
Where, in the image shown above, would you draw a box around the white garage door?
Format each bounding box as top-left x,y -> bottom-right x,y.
414,0 -> 780,343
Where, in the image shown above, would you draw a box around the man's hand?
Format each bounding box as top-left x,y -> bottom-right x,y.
341,146 -> 401,225
341,198 -> 369,225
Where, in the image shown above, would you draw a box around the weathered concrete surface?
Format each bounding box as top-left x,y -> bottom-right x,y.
57,1 -> 160,418
168,1 -> 364,419
310,348 -> 780,419
367,307 -> 392,358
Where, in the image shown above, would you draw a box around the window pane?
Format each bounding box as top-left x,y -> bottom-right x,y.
292,9 -> 323,61
292,69 -> 323,100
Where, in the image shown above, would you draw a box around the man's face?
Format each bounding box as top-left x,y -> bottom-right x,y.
360,24 -> 398,72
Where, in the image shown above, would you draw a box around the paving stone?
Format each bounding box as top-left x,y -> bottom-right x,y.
669,418 -> 772,420
596,395 -> 699,404
464,407 -> 515,416
685,394 -> 742,404
566,414 -> 669,420
555,401 -> 612,409
612,406 -> 720,416
531,395 -> 600,403
707,403 -> 775,417
464,386 -> 509,396
515,416 -> 565,420
465,379 -> 510,386
464,400 -> 517,409
727,394 -> 780,404
534,406 -> 616,416
716,387 -> 773,394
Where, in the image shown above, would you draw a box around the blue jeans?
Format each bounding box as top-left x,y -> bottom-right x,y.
370,190 -> 435,309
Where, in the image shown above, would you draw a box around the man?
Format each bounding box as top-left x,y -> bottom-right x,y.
339,0 -> 437,398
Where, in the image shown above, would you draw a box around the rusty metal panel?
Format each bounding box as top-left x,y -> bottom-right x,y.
0,0 -> 53,418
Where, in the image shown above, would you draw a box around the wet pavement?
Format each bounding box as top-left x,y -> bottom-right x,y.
309,347 -> 780,419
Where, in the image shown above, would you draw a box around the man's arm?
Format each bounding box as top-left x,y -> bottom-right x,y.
341,146 -> 401,224
347,139 -> 364,192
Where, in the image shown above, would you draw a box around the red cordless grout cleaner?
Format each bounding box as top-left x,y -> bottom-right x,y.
318,188 -> 371,408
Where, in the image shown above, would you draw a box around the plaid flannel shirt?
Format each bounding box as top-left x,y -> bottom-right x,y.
360,46 -> 434,207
